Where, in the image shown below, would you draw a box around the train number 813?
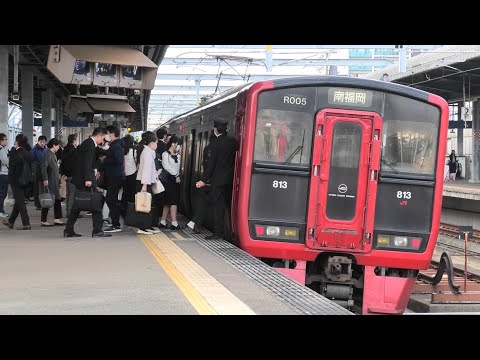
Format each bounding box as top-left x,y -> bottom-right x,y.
273,180 -> 288,189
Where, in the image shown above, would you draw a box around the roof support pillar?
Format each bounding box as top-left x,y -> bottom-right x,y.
21,66 -> 34,144
0,45 -> 8,138
470,100 -> 480,183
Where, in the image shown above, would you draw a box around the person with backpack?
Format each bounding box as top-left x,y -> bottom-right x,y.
2,134 -> 32,230
60,134 -> 79,217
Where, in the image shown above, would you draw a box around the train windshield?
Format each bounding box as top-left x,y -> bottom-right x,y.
254,109 -> 313,166
381,95 -> 440,177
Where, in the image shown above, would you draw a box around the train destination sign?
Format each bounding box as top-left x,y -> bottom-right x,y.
328,87 -> 373,107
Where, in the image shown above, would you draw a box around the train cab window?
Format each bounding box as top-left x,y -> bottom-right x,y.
381,95 -> 440,177
253,109 -> 313,166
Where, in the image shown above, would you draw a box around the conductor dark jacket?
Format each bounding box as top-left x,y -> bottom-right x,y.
203,134 -> 238,186
71,137 -> 97,188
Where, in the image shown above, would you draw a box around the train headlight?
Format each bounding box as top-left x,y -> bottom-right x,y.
375,234 -> 423,251
252,224 -> 300,241
393,236 -> 408,247
266,226 -> 280,236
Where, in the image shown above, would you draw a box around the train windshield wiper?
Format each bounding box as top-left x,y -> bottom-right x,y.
283,146 -> 303,165
381,158 -> 400,174
283,129 -> 306,165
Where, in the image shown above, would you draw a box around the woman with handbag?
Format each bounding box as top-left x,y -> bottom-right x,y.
159,135 -> 182,230
40,138 -> 65,227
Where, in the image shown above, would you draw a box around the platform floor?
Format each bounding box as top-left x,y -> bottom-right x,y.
443,179 -> 480,200
0,201 -> 350,315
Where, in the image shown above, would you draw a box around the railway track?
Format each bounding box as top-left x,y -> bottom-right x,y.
439,223 -> 480,244
413,255 -> 480,303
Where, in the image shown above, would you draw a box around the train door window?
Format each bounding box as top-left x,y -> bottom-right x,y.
326,122 -> 362,220
180,136 -> 186,176
195,132 -> 203,174
253,109 -> 313,166
200,131 -> 209,176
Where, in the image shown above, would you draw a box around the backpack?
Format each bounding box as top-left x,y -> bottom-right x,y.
60,147 -> 78,177
18,153 -> 33,187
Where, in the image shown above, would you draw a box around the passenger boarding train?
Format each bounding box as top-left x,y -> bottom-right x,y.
157,76 -> 448,315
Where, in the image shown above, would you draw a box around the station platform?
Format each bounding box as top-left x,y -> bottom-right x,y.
0,202 -> 351,315
443,179 -> 480,200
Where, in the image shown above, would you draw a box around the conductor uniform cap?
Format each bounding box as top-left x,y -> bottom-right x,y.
213,117 -> 228,129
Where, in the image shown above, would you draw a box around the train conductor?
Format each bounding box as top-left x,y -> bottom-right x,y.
196,118 -> 238,240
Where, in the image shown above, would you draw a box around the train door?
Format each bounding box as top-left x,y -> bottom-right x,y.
306,109 -> 381,252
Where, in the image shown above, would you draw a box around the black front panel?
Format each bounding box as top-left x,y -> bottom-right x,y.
374,182 -> 433,232
249,172 -> 309,223
326,122 -> 362,221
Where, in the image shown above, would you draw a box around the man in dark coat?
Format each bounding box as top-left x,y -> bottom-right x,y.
102,125 -> 125,233
31,135 -> 48,209
64,127 -> 111,238
196,118 -> 238,240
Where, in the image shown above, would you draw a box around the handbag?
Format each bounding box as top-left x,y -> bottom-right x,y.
75,187 -> 104,212
125,202 -> 156,229
39,187 -> 55,209
135,192 -> 152,213
152,179 -> 165,194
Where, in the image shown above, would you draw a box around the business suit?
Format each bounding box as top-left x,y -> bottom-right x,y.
66,137 -> 103,234
202,133 -> 238,238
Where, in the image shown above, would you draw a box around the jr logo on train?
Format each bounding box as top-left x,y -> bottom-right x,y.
159,76 -> 448,315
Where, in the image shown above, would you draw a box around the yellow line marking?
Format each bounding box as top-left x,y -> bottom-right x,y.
139,234 -> 217,315
171,231 -> 184,240
140,232 -> 255,315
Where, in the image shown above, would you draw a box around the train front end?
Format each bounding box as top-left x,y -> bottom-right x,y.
234,78 -> 448,314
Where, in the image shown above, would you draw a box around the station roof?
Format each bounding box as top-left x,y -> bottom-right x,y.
363,45 -> 480,103
6,45 -> 168,130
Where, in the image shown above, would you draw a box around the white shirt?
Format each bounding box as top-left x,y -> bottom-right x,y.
162,151 -> 180,177
136,145 -> 158,185
124,148 -> 137,176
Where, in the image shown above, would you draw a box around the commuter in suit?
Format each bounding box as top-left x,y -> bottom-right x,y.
64,127 -> 111,238
196,118 -> 238,240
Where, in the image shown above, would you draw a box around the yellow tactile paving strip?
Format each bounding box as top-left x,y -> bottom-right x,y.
139,232 -> 256,315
